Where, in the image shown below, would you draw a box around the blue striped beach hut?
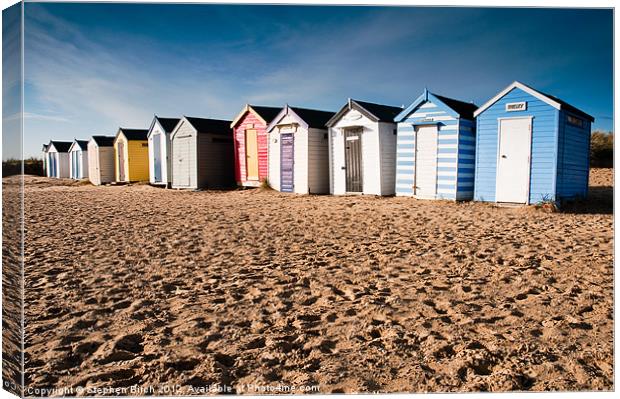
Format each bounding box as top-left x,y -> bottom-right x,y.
473,81 -> 594,204
394,89 -> 477,200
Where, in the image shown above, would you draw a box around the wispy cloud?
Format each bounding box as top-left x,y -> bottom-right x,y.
26,5 -> 445,154
23,112 -> 69,122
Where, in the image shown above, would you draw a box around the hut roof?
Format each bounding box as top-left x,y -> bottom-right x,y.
353,100 -> 403,122
49,140 -> 73,152
289,107 -> 335,128
119,128 -> 149,141
73,140 -> 89,150
91,136 -> 116,146
433,94 -> 478,120
395,89 -> 478,122
326,99 -> 403,127
250,106 -> 281,124
185,117 -> 232,135
231,104 -> 281,127
155,116 -> 181,133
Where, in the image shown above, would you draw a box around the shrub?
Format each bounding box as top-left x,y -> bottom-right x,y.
590,131 -> 613,168
2,157 -> 44,177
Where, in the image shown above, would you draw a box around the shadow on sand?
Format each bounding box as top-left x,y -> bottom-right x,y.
561,186 -> 613,215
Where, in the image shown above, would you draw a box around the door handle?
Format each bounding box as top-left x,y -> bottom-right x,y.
341,166 -> 346,170
501,155 -> 507,159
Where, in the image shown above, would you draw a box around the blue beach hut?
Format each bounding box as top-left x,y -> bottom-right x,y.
473,81 -> 594,204
394,89 -> 477,200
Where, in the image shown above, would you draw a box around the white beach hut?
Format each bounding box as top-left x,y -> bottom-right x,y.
170,116 -> 235,189
46,140 -> 72,178
326,99 -> 402,195
87,136 -> 116,185
266,105 -> 334,194
147,115 -> 180,186
68,140 -> 89,180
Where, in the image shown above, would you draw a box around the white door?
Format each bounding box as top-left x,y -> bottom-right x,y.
414,125 -> 438,198
173,137 -> 191,187
496,118 -> 531,203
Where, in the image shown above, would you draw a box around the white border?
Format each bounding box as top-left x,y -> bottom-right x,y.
0,2 -> 616,399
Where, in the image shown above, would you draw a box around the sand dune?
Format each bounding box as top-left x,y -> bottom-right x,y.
13,168 -> 613,394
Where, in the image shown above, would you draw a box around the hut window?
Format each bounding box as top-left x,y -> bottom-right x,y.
323,133 -> 328,139
568,115 -> 584,128
393,129 -> 397,135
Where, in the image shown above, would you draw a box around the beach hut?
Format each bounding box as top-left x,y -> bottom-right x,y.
326,99 -> 402,195
474,81 -> 594,204
147,115 -> 180,186
266,105 -> 334,194
42,143 -> 49,176
230,104 -> 281,187
114,128 -> 149,183
88,136 -> 116,185
46,141 -> 72,178
170,116 -> 235,189
68,140 -> 89,180
394,89 -> 478,200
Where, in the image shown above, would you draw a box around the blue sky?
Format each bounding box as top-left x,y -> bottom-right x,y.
18,3 -> 614,158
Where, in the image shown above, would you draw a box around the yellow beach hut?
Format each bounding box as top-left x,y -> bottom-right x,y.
114,128 -> 149,182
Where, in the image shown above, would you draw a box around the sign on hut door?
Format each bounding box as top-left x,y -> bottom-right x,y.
345,128 -> 363,193
245,129 -> 259,180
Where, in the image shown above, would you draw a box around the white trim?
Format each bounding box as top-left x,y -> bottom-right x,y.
266,105 -> 310,133
68,141 -> 79,153
147,116 -> 161,139
474,81 -> 562,118
407,111 -> 447,118
437,170 -> 457,177
437,134 -> 458,140
494,116 -> 533,204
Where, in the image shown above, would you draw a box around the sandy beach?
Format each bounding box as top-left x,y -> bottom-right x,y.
14,168 -> 613,394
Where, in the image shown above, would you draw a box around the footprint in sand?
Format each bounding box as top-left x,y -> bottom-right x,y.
114,333 -> 144,354
165,358 -> 200,372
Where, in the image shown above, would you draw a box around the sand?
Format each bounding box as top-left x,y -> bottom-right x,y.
9,168 -> 614,394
